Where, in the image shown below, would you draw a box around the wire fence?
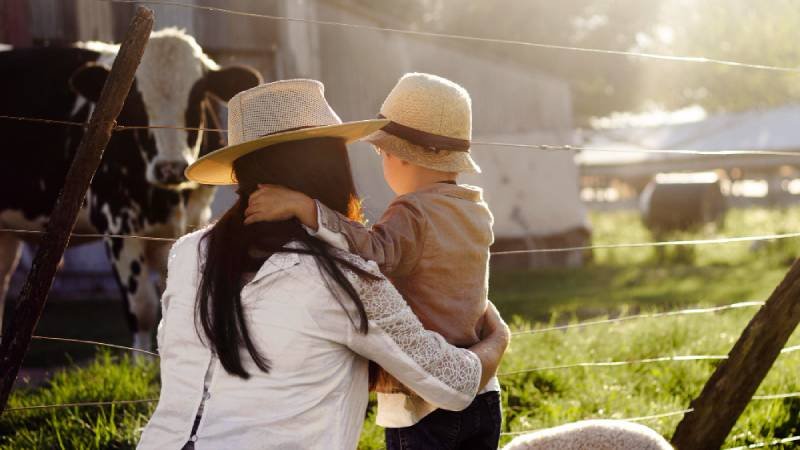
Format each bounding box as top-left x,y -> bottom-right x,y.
103,0 -> 800,74
3,227 -> 800,256
4,399 -> 158,413
2,2 -> 798,447
499,345 -> 799,377
511,301 -> 765,336
725,435 -> 800,450
18,299 -> 769,359
4,114 -> 800,158
31,336 -> 159,358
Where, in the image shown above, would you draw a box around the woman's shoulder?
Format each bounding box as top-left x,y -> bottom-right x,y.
169,226 -> 212,259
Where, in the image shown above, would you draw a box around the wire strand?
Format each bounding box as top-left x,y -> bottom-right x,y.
511,301 -> 764,336
3,115 -> 799,157
31,336 -> 159,358
114,123 -> 226,132
498,345 -> 800,377
103,0 -> 800,74
0,229 -> 177,242
473,141 -> 800,157
0,115 -> 87,128
3,399 -> 158,413
0,115 -> 226,133
3,228 -> 800,254
491,231 -> 800,255
498,355 -> 728,376
724,435 -> 800,450
752,392 -> 800,401
500,392 -> 800,437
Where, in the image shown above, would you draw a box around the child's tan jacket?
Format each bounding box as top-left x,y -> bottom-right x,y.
309,182 -> 499,427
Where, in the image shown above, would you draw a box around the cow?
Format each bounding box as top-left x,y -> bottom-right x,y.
0,28 -> 261,351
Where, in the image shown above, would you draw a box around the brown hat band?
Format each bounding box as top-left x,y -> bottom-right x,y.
377,114 -> 470,152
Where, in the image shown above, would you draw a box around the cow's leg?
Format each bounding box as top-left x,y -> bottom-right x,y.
106,237 -> 159,355
0,233 -> 23,337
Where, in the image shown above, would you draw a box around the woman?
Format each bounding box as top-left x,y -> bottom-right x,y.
137,79 -> 509,450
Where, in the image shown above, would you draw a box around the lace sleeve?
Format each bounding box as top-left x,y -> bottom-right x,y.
334,251 -> 481,410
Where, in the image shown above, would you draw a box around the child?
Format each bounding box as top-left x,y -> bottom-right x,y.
245,73 -> 501,449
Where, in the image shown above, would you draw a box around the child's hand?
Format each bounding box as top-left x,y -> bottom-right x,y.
244,184 -> 316,228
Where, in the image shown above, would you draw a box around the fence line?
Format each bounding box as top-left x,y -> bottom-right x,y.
31,336 -> 159,358
473,141 -> 800,157
3,228 -> 800,255
498,355 -> 728,376
751,392 -> 800,400
5,114 -> 800,158
0,229 -> 176,242
0,115 -> 89,128
114,124 -> 225,132
490,232 -> 800,255
503,392 -> 800,437
104,0 -> 800,74
498,345 -> 800,377
0,115 -> 225,133
4,398 -> 158,412
511,301 -> 764,336
725,435 -> 800,450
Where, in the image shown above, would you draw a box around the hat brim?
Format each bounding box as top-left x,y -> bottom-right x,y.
186,119 -> 389,185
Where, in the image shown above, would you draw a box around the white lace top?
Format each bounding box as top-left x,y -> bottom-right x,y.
137,230 -> 482,450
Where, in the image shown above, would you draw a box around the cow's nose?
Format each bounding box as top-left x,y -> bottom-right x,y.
154,161 -> 188,186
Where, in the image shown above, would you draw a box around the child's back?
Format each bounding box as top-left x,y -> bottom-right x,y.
245,72 -> 504,449
357,182 -> 492,347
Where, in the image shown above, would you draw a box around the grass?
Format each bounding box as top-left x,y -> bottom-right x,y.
2,206 -> 800,449
0,351 -> 158,449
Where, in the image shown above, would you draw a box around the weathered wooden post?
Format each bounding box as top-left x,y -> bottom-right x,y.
0,7 -> 154,414
671,258 -> 800,449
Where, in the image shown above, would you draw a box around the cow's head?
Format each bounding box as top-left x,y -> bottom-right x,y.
70,28 -> 262,190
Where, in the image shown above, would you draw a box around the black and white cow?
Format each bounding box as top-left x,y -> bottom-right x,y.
0,29 -> 261,351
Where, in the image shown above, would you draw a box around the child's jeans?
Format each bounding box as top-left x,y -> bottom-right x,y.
384,391 -> 501,450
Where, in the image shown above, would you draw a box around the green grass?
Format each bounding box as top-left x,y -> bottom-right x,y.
356,307 -> 800,449
3,207 -> 800,449
0,351 -> 158,449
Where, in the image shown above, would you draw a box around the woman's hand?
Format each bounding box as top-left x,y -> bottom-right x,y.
244,184 -> 318,229
470,302 -> 510,390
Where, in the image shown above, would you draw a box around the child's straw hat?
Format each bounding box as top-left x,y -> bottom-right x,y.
364,73 -> 480,173
186,79 -> 388,185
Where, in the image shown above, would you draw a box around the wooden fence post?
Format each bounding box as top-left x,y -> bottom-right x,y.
671,257 -> 800,449
0,7 -> 154,414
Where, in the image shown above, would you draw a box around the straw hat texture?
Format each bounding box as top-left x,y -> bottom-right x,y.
364,72 -> 481,173
186,79 -> 388,185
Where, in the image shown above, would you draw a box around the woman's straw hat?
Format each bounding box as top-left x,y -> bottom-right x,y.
364,73 -> 481,173
186,79 -> 388,185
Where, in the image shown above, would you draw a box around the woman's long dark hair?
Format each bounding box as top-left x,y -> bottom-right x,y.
196,137 -> 377,379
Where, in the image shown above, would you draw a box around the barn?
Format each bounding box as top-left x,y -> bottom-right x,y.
3,0 -> 590,306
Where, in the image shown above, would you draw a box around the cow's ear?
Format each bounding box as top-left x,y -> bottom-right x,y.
70,63 -> 110,102
205,66 -> 262,101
